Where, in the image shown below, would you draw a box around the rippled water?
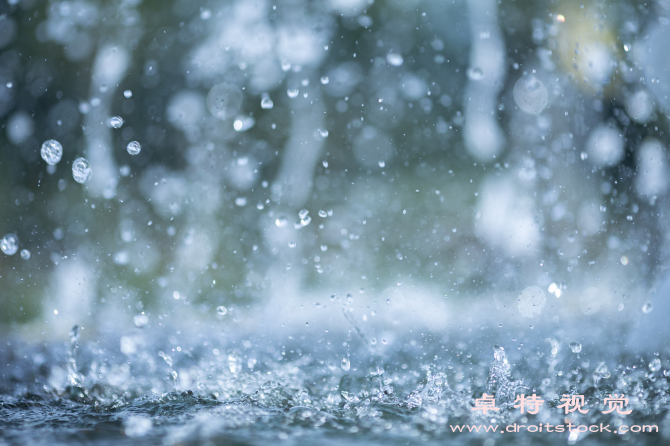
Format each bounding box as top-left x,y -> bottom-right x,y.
2,318 -> 667,445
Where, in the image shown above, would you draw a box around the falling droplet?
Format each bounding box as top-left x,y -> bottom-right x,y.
41,140 -> 63,165
649,358 -> 662,372
20,249 -> 30,260
72,157 -> 92,184
569,342 -> 582,354
341,357 -> 351,371
126,141 -> 141,155
642,301 -> 653,313
216,306 -> 228,316
235,197 -> 247,207
275,216 -> 288,227
378,160 -> 386,168
320,76 -> 329,85
123,90 -> 133,98
287,88 -> 299,99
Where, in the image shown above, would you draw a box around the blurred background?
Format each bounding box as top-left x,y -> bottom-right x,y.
1,0 -> 669,339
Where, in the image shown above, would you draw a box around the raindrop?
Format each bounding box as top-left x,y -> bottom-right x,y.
41,140 -> 63,165
341,357 -> 351,371
569,342 -> 582,354
322,161 -> 328,168
287,88 -> 299,99
72,157 -> 92,184
321,244 -> 328,251
649,358 -> 662,372
299,209 -> 309,219
20,249 -> 30,260
288,241 -> 297,248
642,301 -> 653,313
320,76 -> 329,85
318,210 -> 328,218
235,197 -> 247,207
216,306 -> 228,316
379,160 -> 386,168
206,83 -> 243,120
126,141 -> 141,155
110,116 -> 124,128
123,90 -> 133,98
275,216 -> 288,227
1,234 -> 19,255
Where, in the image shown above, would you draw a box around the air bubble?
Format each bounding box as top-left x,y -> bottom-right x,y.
1,234 -> 19,255
206,83 -> 243,120
216,306 -> 228,316
72,157 -> 92,184
110,116 -> 124,128
41,140 -> 63,165
126,141 -> 141,155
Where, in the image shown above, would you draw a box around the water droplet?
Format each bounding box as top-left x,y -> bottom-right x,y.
287,88 -> 299,99
378,160 -> 386,168
123,90 -> 133,98
649,358 -> 662,372
466,67 -> 484,80
299,209 -> 309,219
275,216 -> 288,227
341,357 -> 351,371
288,241 -> 297,248
126,141 -> 141,155
200,8 -> 211,19
20,249 -> 30,260
206,83 -> 243,120
320,76 -> 329,85
110,116 -> 124,128
235,197 -> 247,207
642,301 -> 653,313
386,52 -> 404,67
569,342 -> 582,354
72,157 -> 92,184
321,244 -> 328,251
1,234 -> 19,255
41,139 -> 63,165
216,306 -> 227,316
260,95 -> 274,109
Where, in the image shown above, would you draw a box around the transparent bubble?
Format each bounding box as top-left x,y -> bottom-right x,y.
1,233 -> 19,255
72,157 -> 92,184
206,83 -> 243,120
110,116 -> 124,128
216,306 -> 227,316
275,216 -> 288,227
41,139 -> 63,165
126,141 -> 141,155
287,88 -> 299,99
569,342 -> 582,354
466,67 -> 484,80
341,357 -> 351,371
260,95 -> 274,109
320,76 -> 329,85
134,314 -> 149,328
386,52 -> 404,67
123,90 -> 133,98
649,358 -> 662,372
642,301 -> 653,313
513,75 -> 548,115
20,249 -> 30,260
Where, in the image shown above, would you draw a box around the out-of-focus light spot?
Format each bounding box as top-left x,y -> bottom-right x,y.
620,255 -> 629,266
556,14 -> 565,23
